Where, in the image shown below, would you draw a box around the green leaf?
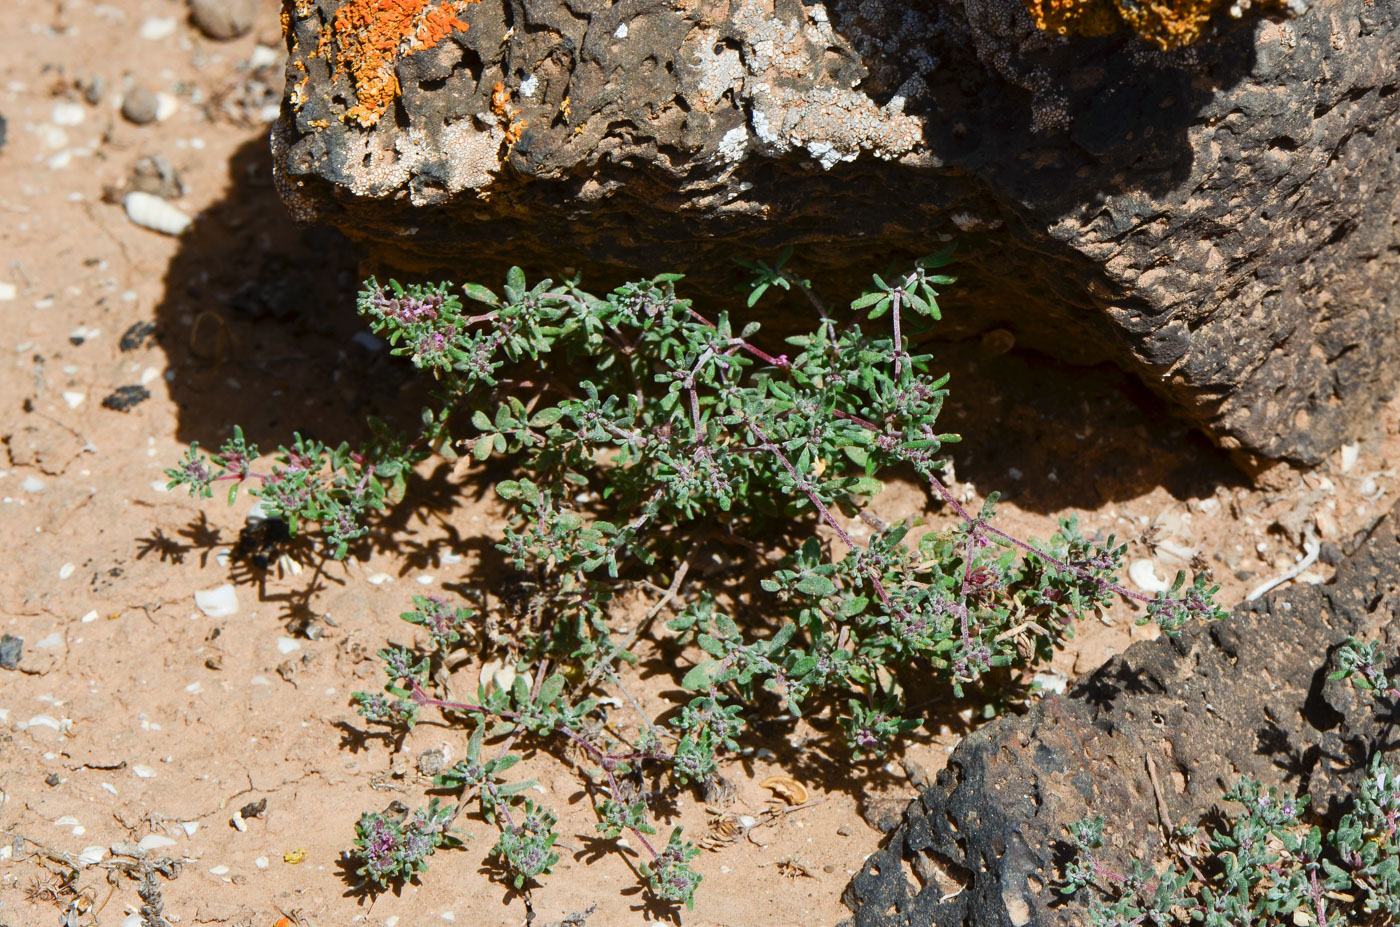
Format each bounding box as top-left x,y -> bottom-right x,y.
682,660 -> 720,691
462,282 -> 499,306
795,575 -> 837,597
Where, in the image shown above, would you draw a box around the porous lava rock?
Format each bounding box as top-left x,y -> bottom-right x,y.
272,0 -> 1400,466
841,499 -> 1400,927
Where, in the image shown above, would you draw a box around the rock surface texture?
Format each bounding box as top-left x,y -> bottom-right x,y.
841,499 -> 1400,927
273,0 -> 1400,466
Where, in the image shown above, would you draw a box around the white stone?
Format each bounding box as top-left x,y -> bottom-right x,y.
255,855 -> 269,869
51,102 -> 86,126
81,610 -> 98,623
139,16 -> 177,39
0,283 -> 15,301
1341,442 -> 1360,472
35,632 -> 63,649
58,562 -> 75,579
155,93 -> 179,122
181,821 -> 199,836
1128,558 -> 1172,594
367,572 -> 392,585
249,45 -> 281,69
208,864 -> 230,875
125,191 -> 192,236
133,764 -> 156,778
195,583 -> 238,618
22,475 -> 45,493
78,846 -> 107,865
276,637 -> 301,655
137,834 -> 177,851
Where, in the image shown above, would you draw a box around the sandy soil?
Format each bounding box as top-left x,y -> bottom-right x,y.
2,2 -> 1398,926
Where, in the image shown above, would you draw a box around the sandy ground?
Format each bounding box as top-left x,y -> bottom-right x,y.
2,2 -> 1398,926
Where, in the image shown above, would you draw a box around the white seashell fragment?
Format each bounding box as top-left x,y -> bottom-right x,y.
1340,442 -> 1359,473
1128,559 -> 1172,594
276,637 -> 301,655
139,17 -> 177,39
124,191 -> 191,236
78,846 -> 107,866
137,834 -> 177,851
194,583 -> 238,617
133,764 -> 156,778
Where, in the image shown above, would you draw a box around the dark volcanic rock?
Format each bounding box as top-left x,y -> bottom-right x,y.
272,0 -> 1400,466
842,500 -> 1400,927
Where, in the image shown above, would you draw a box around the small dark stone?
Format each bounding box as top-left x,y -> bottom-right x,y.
80,75 -> 104,106
0,114 -> 7,151
119,321 -> 157,352
102,385 -> 151,412
0,634 -> 21,670
858,797 -> 908,834
239,798 -> 267,820
44,773 -> 61,786
900,757 -> 932,790
121,86 -> 159,125
1319,540 -> 1344,566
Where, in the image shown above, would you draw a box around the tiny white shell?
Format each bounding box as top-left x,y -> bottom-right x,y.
124,191 -> 191,236
1128,558 -> 1172,594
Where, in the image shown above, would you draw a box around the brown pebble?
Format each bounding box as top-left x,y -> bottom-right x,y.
121,86 -> 159,125
189,0 -> 258,40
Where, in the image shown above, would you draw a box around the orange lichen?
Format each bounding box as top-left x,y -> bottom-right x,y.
490,80 -> 528,152
1023,0 -> 1295,49
321,0 -> 479,127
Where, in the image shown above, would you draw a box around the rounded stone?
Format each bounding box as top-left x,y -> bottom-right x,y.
189,0 -> 257,41
121,86 -> 159,125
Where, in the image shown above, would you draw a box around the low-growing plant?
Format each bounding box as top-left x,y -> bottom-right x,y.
168,250 -> 1223,906
1064,635 -> 1400,927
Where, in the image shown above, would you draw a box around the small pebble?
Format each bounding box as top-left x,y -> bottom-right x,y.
367,572 -> 392,585
255,856 -> 269,869
138,834 -> 176,851
209,864 -> 230,876
181,821 -> 200,836
22,475 -> 45,493
62,391 -> 85,409
81,610 -> 98,623
0,634 -> 22,670
58,563 -> 76,580
1128,558 -> 1172,594
133,764 -> 156,778
189,0 -> 258,40
276,637 -> 301,655
139,16 -> 178,40
195,583 -> 239,618
121,86 -> 160,125
35,632 -> 63,649
78,846 -> 107,866
231,811 -> 247,832
0,282 -> 15,301
51,102 -> 86,126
